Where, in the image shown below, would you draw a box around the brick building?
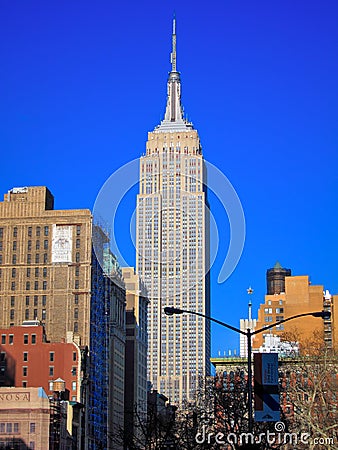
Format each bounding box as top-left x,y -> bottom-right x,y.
0,186 -> 92,346
0,323 -> 81,401
252,273 -> 330,349
0,387 -> 50,450
0,186 -> 127,449
122,267 -> 148,443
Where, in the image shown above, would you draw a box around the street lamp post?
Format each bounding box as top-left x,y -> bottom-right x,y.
164,306 -> 331,433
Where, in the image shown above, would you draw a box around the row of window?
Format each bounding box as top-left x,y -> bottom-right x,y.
0,422 -> 35,434
1,334 -> 37,345
9,280 -> 48,291
264,307 -> 284,314
0,224 -> 81,238
0,253 -> 48,265
3,267 -> 48,278
6,295 -> 47,306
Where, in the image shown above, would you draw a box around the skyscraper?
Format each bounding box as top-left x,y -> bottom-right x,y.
136,19 -> 210,404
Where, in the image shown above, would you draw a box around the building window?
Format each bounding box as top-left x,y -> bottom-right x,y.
43,267 -> 47,277
26,268 -> 31,277
11,268 -> 16,278
36,226 -> 40,237
22,381 -> 27,387
29,442 -> 35,450
35,254 -> 39,264
42,310 -> 46,320
42,295 -> 47,306
30,423 -> 36,433
0,255 -> 2,264
74,322 -> 78,333
43,281 -> 47,290
72,381 -> 76,391
24,334 -> 29,344
74,309 -> 78,319
23,352 -> 28,362
33,309 -> 38,319
1,335 -> 6,345
44,226 -> 49,236
34,281 -> 38,290
35,267 -> 39,277
0,228 -> 3,238
34,296 -> 38,306
6,423 -> 12,433
76,238 -> 80,249
49,366 -> 54,376
13,423 -> 19,433
44,240 -> 48,250
26,281 -> 30,290
76,225 -> 81,235
13,241 -> 17,251
0,242 -> 2,252
276,308 -> 284,314
26,296 -> 30,306
71,367 -> 77,376
11,282 -> 15,291
74,294 -> 79,305
25,309 -> 29,320
43,253 -> 48,263
75,266 -> 80,277
12,255 -> 16,264
49,352 -> 54,362
27,254 -> 31,264
23,367 -> 28,376
28,226 -> 32,237
13,227 -> 17,238
10,310 -> 15,320
10,296 -> 15,307
75,280 -> 79,289
49,381 -> 53,391
73,352 -> 77,361
31,334 -> 36,344
35,240 -> 40,250
75,252 -> 80,263
0,352 -> 5,362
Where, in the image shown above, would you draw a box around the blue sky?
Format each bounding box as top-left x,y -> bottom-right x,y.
1,0 -> 337,356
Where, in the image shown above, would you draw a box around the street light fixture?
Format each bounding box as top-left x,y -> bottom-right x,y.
164,306 -> 330,432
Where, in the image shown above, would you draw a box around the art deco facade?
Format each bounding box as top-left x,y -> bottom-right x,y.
136,19 -> 210,404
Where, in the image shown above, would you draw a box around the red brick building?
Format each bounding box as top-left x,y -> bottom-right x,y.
0,323 -> 81,401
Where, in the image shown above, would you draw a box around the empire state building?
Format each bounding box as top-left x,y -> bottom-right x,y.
136,19 -> 210,404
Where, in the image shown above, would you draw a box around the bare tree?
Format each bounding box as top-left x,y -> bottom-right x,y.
280,332 -> 338,450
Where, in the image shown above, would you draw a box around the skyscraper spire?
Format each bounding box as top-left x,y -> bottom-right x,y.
171,15 -> 177,72
154,17 -> 193,132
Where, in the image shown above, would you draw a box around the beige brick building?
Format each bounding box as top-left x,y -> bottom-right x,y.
0,186 -> 92,346
252,275 -> 328,350
0,387 -> 50,450
122,267 -> 148,441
